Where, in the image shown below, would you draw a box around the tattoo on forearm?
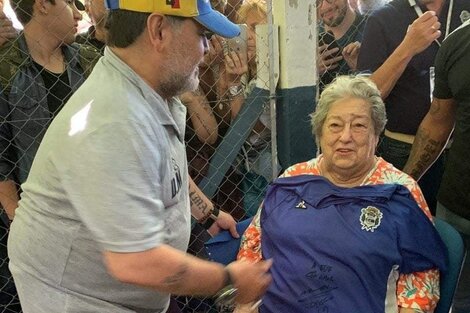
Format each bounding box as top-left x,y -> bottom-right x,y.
193,111 -> 213,135
409,128 -> 444,179
189,190 -> 209,215
163,263 -> 189,288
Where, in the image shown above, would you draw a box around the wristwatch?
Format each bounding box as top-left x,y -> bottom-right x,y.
214,267 -> 238,311
201,206 -> 220,230
228,84 -> 244,97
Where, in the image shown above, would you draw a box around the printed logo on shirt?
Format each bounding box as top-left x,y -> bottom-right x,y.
166,0 -> 180,8
171,158 -> 182,198
360,206 -> 383,232
295,200 -> 307,209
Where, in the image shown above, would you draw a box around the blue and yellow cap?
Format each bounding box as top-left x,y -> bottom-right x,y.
105,0 -> 240,38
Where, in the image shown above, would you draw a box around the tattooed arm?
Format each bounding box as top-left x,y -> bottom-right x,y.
180,88 -> 218,145
188,177 -> 238,237
102,179 -> 271,299
104,244 -> 272,301
403,97 -> 456,181
104,246 -> 227,295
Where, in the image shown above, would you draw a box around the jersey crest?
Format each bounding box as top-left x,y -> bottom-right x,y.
360,206 -> 383,232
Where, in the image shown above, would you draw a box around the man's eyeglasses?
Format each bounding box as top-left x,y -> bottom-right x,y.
316,0 -> 335,7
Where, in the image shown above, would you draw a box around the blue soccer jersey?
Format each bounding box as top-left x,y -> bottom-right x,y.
260,175 -> 447,313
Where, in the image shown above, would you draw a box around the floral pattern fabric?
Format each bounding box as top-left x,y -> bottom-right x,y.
237,156 -> 440,312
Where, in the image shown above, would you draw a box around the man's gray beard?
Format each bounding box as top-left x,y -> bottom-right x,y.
159,41 -> 200,98
159,73 -> 199,99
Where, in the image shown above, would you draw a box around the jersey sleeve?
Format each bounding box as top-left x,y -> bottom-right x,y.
366,159 -> 444,311
395,184 -> 447,312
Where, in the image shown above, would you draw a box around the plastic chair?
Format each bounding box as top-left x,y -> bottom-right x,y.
434,217 -> 467,313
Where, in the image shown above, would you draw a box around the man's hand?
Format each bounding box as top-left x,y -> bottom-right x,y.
401,11 -> 441,57
342,41 -> 361,71
318,43 -> 343,75
234,303 -> 260,313
369,10 -> 441,99
207,210 -> 239,238
228,259 -> 272,304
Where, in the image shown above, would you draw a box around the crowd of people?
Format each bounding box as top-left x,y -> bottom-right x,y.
0,0 -> 468,312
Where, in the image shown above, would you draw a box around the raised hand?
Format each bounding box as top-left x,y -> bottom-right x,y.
342,41 -> 361,71
206,35 -> 226,67
402,10 -> 441,56
224,50 -> 249,85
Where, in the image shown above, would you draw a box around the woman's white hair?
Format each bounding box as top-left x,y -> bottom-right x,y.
311,75 -> 387,148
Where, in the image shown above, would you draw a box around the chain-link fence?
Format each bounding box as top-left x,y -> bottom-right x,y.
0,0 -> 386,311
316,0 -> 386,96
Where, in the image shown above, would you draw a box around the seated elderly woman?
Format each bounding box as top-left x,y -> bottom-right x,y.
233,76 -> 447,313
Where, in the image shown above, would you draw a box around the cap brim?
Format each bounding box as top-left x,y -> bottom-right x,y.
75,0 -> 85,11
195,11 -> 240,38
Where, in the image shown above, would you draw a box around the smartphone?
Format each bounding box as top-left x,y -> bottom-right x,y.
225,24 -> 248,62
319,31 -> 341,59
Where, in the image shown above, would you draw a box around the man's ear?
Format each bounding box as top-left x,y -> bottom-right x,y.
147,14 -> 168,52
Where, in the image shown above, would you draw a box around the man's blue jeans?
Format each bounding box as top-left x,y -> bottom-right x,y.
378,135 -> 446,215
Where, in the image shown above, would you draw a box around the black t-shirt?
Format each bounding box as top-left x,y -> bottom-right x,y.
319,13 -> 368,90
357,0 -> 470,135
33,61 -> 72,118
433,21 -> 470,219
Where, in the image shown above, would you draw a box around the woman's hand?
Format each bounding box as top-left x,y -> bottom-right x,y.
204,35 -> 226,67
224,50 -> 249,86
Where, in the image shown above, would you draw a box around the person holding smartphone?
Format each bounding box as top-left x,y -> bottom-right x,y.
317,0 -> 368,90
219,0 -> 280,184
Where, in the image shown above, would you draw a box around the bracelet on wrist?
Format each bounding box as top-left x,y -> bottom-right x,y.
228,84 -> 244,98
199,206 -> 220,229
214,267 -> 238,309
